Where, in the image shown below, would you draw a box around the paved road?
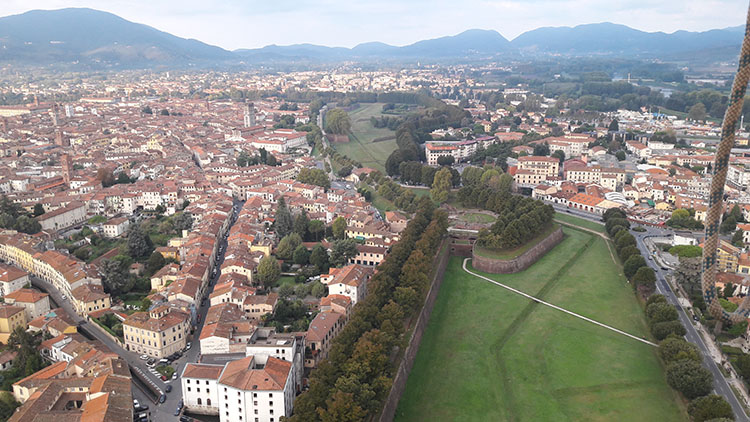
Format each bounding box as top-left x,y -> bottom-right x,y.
549,204 -> 749,421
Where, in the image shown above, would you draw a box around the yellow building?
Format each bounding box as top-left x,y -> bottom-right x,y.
0,305 -> 27,343
701,240 -> 740,273
123,306 -> 190,358
517,156 -> 560,177
71,284 -> 112,316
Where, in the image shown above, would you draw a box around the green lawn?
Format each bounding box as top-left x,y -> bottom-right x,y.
554,211 -> 605,233
396,227 -> 686,422
459,212 -> 496,224
332,103 -> 397,173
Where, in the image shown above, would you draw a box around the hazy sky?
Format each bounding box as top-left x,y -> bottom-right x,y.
0,0 -> 746,50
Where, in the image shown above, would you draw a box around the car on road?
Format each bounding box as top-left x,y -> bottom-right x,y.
139,354 -> 148,360
61,295 -> 67,300
186,342 -> 192,350
133,399 -> 139,408
159,394 -> 166,404
160,375 -> 168,381
135,404 -> 149,412
165,384 -> 172,393
174,407 -> 182,416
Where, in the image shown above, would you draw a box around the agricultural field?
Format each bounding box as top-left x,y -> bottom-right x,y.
332,102 -> 399,173
395,226 -> 685,422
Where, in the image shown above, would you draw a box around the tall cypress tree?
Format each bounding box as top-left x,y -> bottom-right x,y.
275,197 -> 293,237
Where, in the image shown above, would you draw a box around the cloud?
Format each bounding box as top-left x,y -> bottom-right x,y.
0,0 -> 745,50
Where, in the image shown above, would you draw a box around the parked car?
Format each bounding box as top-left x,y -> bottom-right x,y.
165,384 -> 172,393
161,375 -> 167,381
133,399 -> 139,408
159,394 -> 166,403
186,342 -> 192,350
139,354 -> 148,360
172,372 -> 178,380
174,407 -> 182,416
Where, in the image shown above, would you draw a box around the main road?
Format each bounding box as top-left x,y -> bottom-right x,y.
551,204 -> 748,421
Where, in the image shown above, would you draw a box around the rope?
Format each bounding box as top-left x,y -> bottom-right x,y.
702,3 -> 750,324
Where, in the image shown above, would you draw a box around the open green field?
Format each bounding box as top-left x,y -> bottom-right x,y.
459,212 -> 496,224
332,103 -> 398,173
396,226 -> 685,422
554,211 -> 605,233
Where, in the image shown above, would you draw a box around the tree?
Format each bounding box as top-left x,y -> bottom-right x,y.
732,229 -> 745,247
666,359 -> 713,399
293,244 -> 310,266
646,301 -> 679,324
257,256 -> 281,289
646,294 -> 667,306
551,150 -> 565,164
632,266 -> 656,288
332,217 -> 347,240
651,320 -> 687,341
659,337 -> 701,364
127,223 -> 153,259
437,155 -> 455,166
615,151 -> 626,161
274,197 -> 293,237
317,391 -> 366,422
14,216 -> 40,234
325,109 -> 352,135
533,143 -> 550,156
688,395 -> 734,422
618,245 -> 640,262
720,214 -> 737,234
330,239 -> 358,267
172,212 -> 193,232
623,255 -> 647,279
608,119 -> 619,132
279,284 -> 295,298
276,233 -> 303,261
297,168 -> 330,189
32,203 -> 45,217
308,220 -> 325,242
294,211 -> 309,239
100,259 -> 133,296
736,354 -> 750,380
310,244 -> 330,272
311,281 -> 326,298
146,251 -> 166,275
688,102 -> 707,122
616,233 -> 636,251
431,167 -> 452,204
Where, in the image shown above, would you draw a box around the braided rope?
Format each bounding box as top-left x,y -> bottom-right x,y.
702,3 -> 750,324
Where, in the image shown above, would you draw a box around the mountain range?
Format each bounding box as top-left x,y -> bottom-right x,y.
0,8 -> 743,67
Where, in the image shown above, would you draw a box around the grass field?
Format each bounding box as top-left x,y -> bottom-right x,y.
554,212 -> 605,233
332,103 -> 398,173
459,212 -> 496,224
396,226 -> 685,422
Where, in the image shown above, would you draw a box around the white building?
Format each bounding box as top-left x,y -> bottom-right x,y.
101,216 -> 130,238
0,264 -> 29,297
320,264 -> 372,305
181,355 -> 295,422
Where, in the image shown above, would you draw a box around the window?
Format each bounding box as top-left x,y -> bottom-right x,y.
254,409 -> 258,414
207,399 -> 212,406
197,388 -> 201,393
187,380 -> 190,384
206,380 -> 209,385
187,387 -> 191,392
197,398 -> 202,405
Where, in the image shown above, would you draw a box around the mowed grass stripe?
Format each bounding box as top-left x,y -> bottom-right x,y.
394,227 -> 686,422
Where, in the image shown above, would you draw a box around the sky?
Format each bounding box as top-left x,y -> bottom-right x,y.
0,0 -> 746,50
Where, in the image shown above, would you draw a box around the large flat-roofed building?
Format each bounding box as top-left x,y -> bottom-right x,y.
517,156 -> 560,177
36,201 -> 87,232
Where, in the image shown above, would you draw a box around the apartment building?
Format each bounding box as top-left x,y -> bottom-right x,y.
123,306 -> 190,358
517,156 -> 560,177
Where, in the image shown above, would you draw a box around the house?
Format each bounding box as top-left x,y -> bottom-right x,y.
4,288 -> 50,320
36,201 -> 87,231
101,216 -> 130,238
0,305 -> 27,343
0,264 -> 29,297
320,264 -> 372,304
181,355 -> 296,422
123,306 -> 190,358
305,311 -> 344,368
